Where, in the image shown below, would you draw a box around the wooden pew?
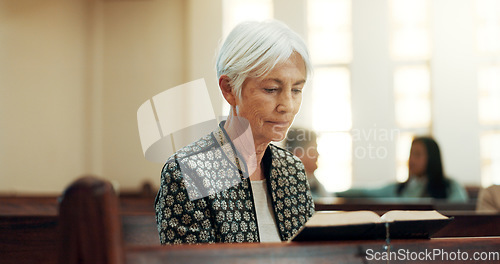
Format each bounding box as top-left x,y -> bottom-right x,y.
2,177 -> 499,264
56,176 -> 159,262
0,214 -> 158,264
314,197 -> 498,237
0,196 -> 59,216
0,195 -> 155,216
0,215 -> 59,264
314,197 -> 478,214
434,211 -> 500,237
122,213 -> 158,246
58,177 -> 500,264
125,237 -> 500,264
58,176 -> 125,264
314,197 -> 435,214
434,201 -> 477,211
3,211 -> 497,264
0,193 -> 158,264
121,211 -> 500,248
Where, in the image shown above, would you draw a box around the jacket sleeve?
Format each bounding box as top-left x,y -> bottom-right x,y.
154,159 -> 216,244
446,179 -> 469,202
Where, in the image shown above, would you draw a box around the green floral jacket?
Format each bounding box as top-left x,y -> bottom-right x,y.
154,127 -> 315,244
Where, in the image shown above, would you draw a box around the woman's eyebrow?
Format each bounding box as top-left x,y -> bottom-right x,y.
262,78 -> 306,86
293,79 -> 306,86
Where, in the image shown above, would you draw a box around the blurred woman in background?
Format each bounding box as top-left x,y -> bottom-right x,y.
336,136 -> 468,202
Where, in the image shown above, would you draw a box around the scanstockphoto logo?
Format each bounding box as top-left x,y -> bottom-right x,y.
365,248 -> 500,262
137,79 -> 257,201
352,126 -> 400,160
282,126 -> 401,161
283,128 -> 317,160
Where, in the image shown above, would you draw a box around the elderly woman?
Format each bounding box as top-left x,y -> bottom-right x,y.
155,20 -> 315,244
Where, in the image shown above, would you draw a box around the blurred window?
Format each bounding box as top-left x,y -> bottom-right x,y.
308,0 -> 353,192
476,0 -> 500,186
391,0 -> 432,182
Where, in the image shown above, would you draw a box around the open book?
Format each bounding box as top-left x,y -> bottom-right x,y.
290,210 -> 453,242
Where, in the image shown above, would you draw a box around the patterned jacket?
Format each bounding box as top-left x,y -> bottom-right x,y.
154,126 -> 315,244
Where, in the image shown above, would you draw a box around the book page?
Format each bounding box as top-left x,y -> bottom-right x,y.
380,210 -> 448,222
305,211 -> 383,227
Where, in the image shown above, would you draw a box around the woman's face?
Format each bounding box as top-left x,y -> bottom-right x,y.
235,52 -> 307,144
408,141 -> 428,177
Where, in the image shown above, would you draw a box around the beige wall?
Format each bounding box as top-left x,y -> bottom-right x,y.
100,0 -> 223,191
0,0 -> 222,194
0,0 -> 89,193
101,0 -> 187,192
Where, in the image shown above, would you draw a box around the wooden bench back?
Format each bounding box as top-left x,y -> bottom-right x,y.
0,177 -> 498,264
59,176 -> 124,264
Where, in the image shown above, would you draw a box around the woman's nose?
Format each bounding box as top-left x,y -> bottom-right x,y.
276,90 -> 294,113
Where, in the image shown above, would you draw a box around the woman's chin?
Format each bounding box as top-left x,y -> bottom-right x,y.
270,131 -> 287,142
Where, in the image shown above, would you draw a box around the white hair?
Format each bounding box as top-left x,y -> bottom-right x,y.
216,20 -> 312,99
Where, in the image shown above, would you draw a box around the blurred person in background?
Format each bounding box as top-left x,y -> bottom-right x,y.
477,185 -> 500,212
285,128 -> 331,199
336,136 -> 468,202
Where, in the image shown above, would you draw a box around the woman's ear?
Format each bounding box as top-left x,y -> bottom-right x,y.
219,75 -> 237,106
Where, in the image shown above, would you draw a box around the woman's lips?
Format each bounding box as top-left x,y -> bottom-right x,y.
266,121 -> 290,128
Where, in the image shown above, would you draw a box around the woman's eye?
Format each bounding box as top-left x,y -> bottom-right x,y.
264,88 -> 278,93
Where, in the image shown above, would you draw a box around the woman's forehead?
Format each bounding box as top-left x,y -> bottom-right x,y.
255,56 -> 307,81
